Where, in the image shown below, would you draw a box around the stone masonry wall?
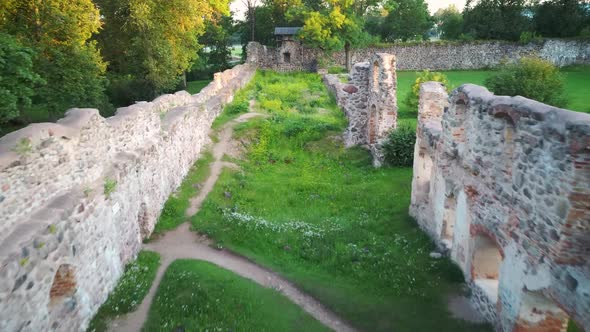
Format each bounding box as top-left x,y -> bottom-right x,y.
410,82 -> 590,331
247,39 -> 590,71
322,53 -> 398,166
0,64 -> 255,332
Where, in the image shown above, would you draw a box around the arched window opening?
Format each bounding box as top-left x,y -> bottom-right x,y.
49,264 -> 76,305
441,193 -> 457,250
368,105 -> 378,144
372,61 -> 379,93
472,234 -> 502,303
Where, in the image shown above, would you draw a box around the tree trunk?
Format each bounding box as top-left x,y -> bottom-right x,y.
250,7 -> 256,41
182,72 -> 187,89
345,41 -> 352,72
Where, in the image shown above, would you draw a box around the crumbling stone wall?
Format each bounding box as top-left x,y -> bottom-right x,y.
0,64 -> 255,332
247,39 -> 590,71
411,82 -> 590,331
323,53 -> 398,166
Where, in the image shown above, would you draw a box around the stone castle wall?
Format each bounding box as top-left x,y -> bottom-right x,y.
248,39 -> 590,71
322,53 -> 397,166
411,82 -> 589,331
0,64 -> 255,331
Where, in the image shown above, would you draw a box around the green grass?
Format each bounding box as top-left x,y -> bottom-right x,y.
149,152 -> 213,238
231,45 -> 243,58
561,65 -> 590,113
87,251 -> 160,332
397,66 -> 590,128
143,259 -> 329,332
209,77 -> 259,130
188,70 -> 491,332
186,80 -> 212,94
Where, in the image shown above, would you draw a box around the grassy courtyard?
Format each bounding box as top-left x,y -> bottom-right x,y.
189,70 -> 490,332
86,67 -> 588,331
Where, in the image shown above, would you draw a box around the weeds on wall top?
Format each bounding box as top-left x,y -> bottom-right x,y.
11,137 -> 32,156
104,178 -> 117,199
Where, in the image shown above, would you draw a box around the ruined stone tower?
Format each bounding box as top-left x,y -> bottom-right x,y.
323,53 -> 398,166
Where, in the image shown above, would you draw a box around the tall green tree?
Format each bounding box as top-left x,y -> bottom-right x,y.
294,0 -> 375,70
535,0 -> 589,37
96,0 -> 230,104
380,0 -> 433,41
0,33 -> 43,124
0,0 -> 108,120
435,5 -> 464,40
192,15 -> 235,79
463,0 -> 532,41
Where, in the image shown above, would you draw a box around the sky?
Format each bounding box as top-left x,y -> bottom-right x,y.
230,0 -> 468,20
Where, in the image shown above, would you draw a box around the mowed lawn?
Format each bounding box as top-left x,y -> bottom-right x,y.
396,65 -> 590,128
143,260 -> 329,332
186,79 -> 212,94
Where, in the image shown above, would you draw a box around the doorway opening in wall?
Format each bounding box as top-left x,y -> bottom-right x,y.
441,193 -> 456,250
516,290 -> 581,332
368,105 -> 377,144
472,234 -> 502,303
283,52 -> 291,63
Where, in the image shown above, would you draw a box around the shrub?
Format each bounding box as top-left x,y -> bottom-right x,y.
404,70 -> 450,111
519,31 -> 543,44
580,27 -> 590,38
382,126 -> 416,167
225,99 -> 249,115
328,66 -> 347,74
485,57 -> 567,107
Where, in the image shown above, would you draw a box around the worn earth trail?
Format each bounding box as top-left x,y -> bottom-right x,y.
108,108 -> 357,332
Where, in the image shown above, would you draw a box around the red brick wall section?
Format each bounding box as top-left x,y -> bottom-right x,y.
49,264 -> 76,301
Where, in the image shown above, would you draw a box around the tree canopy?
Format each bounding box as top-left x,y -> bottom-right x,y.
96,0 -> 230,103
0,0 -> 108,123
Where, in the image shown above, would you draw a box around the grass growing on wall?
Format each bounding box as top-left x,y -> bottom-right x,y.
150,152 -> 213,238
191,70 -> 491,332
143,259 -> 329,332
87,251 -> 160,332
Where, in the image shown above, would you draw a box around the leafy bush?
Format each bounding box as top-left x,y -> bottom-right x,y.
382,126 -> 416,167
225,99 -> 249,115
519,31 -> 543,44
327,66 -> 347,74
404,70 -> 450,111
0,33 -> 43,124
485,56 -> 567,107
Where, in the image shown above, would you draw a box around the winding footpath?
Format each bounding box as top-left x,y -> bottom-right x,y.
108,109 -> 357,332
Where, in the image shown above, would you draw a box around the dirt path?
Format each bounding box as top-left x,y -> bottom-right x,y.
108,110 -> 357,332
